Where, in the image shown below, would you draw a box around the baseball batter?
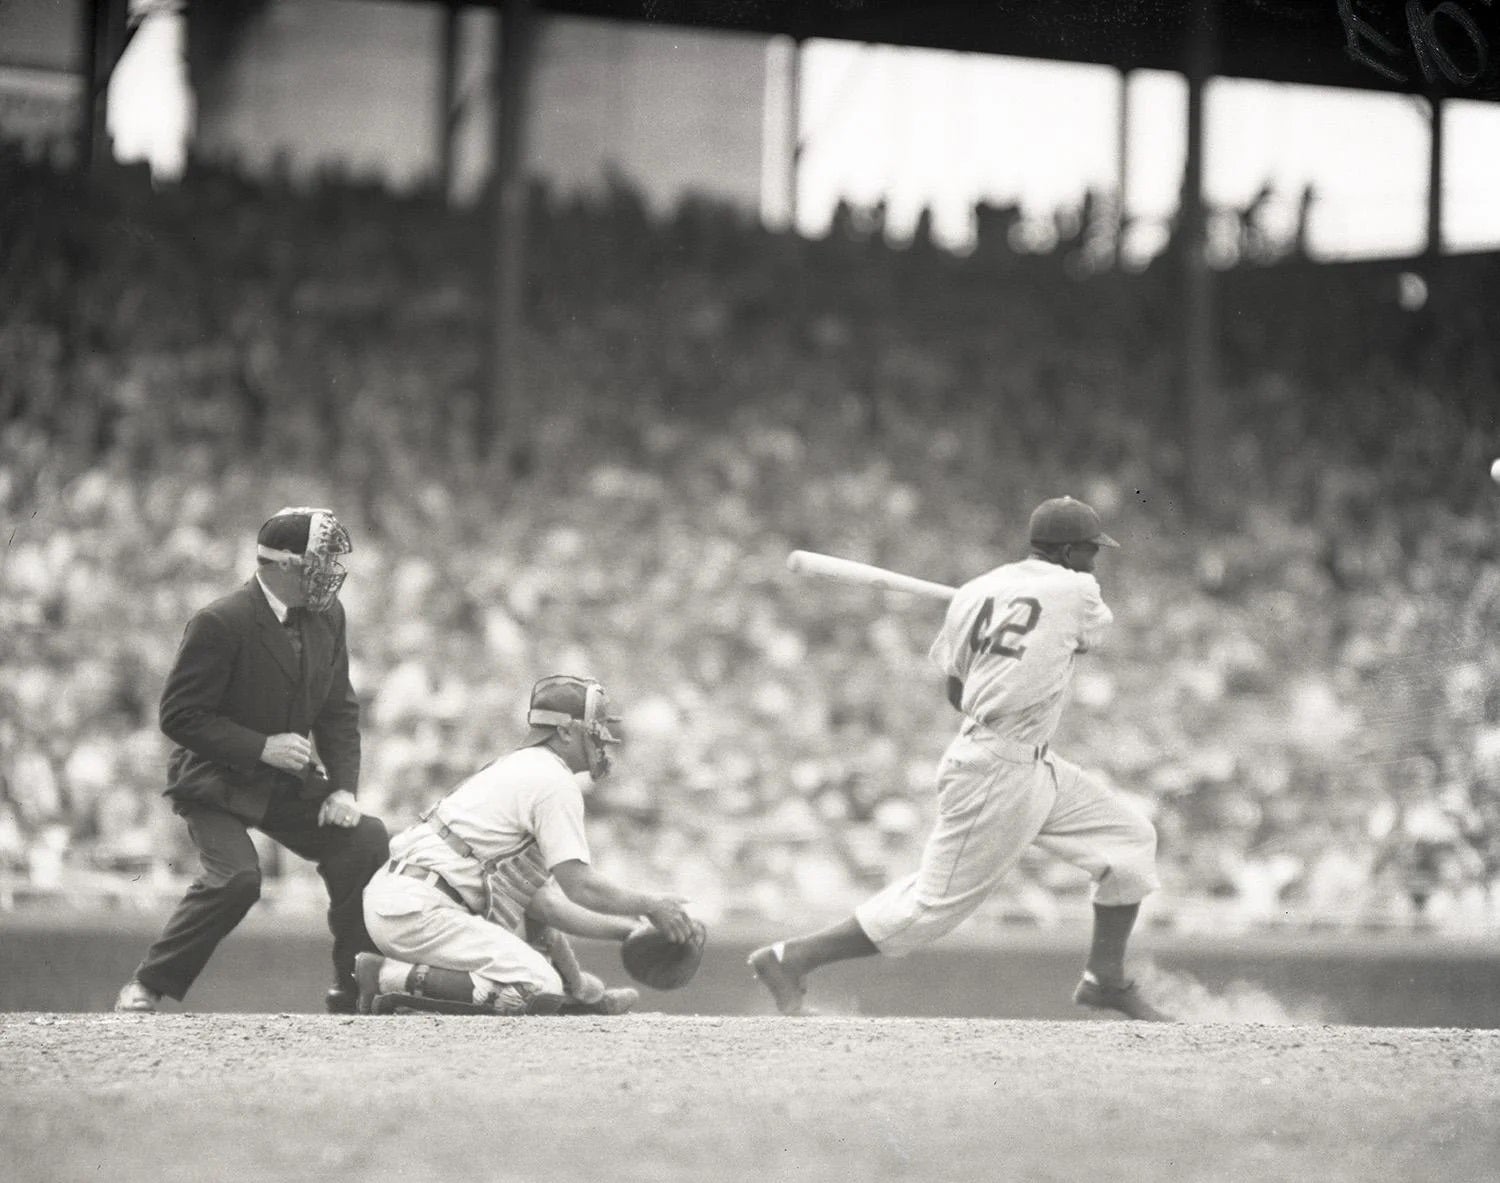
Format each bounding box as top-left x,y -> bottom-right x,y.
358,675 -> 698,1016
751,497 -> 1172,1021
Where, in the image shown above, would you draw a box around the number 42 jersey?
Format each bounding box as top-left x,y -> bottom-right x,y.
928,557 -> 1114,748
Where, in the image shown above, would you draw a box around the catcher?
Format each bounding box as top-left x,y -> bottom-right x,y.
358,675 -> 704,1016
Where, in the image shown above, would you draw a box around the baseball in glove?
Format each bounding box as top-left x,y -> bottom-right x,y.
621,919 -> 707,990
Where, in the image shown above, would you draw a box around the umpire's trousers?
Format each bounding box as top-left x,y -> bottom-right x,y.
133,793 -> 389,1000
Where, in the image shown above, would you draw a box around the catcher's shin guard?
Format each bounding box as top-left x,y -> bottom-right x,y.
372,992 -> 499,1016
372,985 -> 566,1016
559,986 -> 639,1016
366,958 -> 565,1016
406,963 -> 480,1004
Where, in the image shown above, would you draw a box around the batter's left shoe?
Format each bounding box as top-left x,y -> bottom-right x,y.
749,942 -> 811,1016
1073,972 -> 1174,1022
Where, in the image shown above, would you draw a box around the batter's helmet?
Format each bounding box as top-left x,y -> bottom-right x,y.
1029,497 -> 1119,549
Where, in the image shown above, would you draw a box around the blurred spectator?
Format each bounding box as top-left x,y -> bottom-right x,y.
1,145 -> 1496,932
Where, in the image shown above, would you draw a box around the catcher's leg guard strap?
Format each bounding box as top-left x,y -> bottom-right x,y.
405,963 -> 479,1004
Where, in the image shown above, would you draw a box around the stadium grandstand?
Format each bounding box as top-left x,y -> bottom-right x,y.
1,0 -> 1498,936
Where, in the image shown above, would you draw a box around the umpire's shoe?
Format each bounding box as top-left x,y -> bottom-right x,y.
114,979 -> 162,1014
326,984 -> 358,1015
1073,972 -> 1174,1022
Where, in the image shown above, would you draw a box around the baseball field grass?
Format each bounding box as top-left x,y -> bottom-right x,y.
4,910 -> 1498,1181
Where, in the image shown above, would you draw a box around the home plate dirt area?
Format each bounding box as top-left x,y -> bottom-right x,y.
3,1013 -> 1496,1183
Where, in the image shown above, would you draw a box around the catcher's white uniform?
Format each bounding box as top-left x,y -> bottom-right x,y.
363,747 -> 592,1001
855,557 -> 1159,954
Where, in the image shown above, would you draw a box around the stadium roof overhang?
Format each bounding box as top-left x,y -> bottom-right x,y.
468,0 -> 1497,101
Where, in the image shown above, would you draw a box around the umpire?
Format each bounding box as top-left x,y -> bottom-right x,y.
115,507 -> 389,1014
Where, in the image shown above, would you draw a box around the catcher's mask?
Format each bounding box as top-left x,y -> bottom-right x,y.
256,507 -> 352,613
525,675 -> 623,780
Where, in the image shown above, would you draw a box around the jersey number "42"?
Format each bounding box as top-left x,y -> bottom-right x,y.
967,596 -> 1042,659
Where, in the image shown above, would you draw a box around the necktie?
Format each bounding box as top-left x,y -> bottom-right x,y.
284,608 -> 304,663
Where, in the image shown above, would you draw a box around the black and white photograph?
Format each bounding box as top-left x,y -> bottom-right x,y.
2,1 -> 1498,1179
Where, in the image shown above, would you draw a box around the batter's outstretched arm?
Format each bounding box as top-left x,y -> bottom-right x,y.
550,859 -> 695,942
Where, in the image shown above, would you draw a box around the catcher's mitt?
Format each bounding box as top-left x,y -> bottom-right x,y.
621,920 -> 706,990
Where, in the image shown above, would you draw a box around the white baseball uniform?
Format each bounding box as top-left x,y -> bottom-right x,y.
855,557 -> 1159,955
363,746 -> 593,1001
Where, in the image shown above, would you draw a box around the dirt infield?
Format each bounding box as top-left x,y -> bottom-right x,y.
4,1013 -> 1496,1183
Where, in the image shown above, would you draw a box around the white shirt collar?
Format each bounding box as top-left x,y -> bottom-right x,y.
255,572 -> 292,623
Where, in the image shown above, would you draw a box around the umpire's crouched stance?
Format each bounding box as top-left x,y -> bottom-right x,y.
114,508 -> 389,1015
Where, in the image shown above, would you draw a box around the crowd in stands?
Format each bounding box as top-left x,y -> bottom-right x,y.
2,144 -> 1497,933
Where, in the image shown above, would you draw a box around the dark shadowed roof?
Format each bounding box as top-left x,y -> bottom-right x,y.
494,0 -> 1496,100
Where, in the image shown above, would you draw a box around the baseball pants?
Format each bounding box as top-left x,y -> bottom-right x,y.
856,722 -> 1160,956
134,796 -> 389,1000
363,865 -> 564,1001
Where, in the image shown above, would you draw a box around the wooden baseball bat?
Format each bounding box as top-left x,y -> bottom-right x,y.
786,550 -> 956,602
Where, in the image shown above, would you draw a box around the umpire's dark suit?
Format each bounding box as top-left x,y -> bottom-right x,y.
132,575 -> 389,1001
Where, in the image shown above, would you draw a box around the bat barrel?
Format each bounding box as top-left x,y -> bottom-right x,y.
786,550 -> 955,601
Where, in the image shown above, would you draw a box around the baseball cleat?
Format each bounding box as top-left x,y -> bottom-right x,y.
114,979 -> 162,1014
1073,972 -> 1174,1022
354,952 -> 384,1015
524,991 -> 568,1016
748,942 -> 810,1016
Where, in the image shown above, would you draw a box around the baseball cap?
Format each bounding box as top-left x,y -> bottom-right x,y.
523,675 -> 623,741
528,675 -> 597,723
1028,497 -> 1119,548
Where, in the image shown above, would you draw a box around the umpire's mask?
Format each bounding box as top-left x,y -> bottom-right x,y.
257,507 -> 352,613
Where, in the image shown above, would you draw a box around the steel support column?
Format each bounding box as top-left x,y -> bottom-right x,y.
437,0 -> 462,200
79,0 -> 131,173
481,0 -> 537,470
1116,67 -> 1131,267
1181,0 -> 1220,514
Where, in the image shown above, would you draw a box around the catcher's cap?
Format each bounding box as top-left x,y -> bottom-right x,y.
524,675 -> 622,743
1029,497 -> 1119,548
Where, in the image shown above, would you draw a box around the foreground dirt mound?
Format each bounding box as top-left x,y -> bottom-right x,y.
4,1014 -> 1497,1182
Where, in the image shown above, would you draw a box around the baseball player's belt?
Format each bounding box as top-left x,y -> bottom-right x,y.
388,859 -> 467,908
961,718 -> 1049,763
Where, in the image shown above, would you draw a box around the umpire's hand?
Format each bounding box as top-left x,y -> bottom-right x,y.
318,789 -> 363,828
261,732 -> 312,772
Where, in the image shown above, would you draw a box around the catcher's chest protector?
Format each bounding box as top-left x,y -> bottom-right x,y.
480,843 -> 551,931
420,804 -> 551,932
